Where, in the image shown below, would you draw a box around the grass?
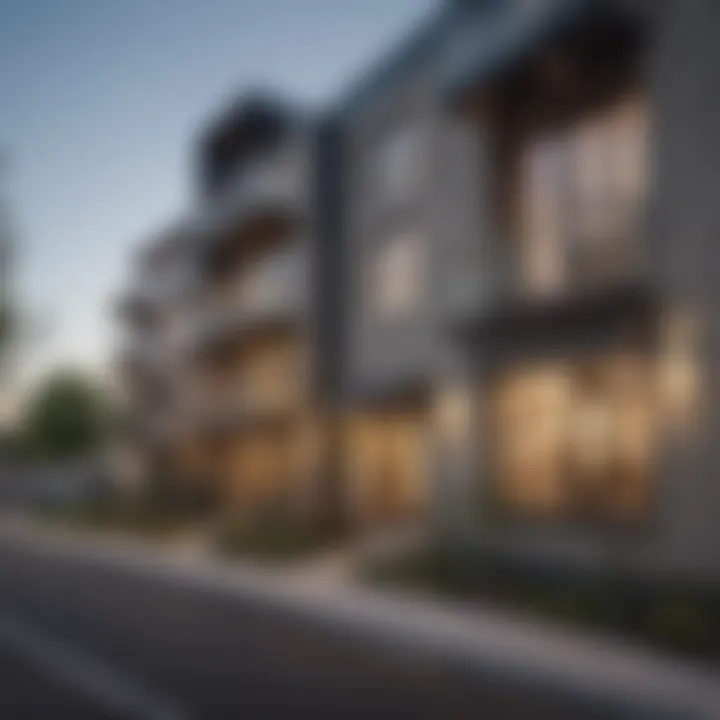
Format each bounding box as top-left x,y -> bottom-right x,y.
364,544 -> 720,662
213,516 -> 327,564
38,488 -> 328,565
38,493 -> 205,539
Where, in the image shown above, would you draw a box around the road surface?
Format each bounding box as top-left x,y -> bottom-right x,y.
0,534 -> 647,719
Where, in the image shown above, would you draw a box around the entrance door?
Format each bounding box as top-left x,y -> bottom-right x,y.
349,408 -> 428,529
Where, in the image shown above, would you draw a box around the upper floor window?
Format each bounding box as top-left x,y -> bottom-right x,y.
235,338 -> 302,409
237,248 -> 301,311
519,93 -> 648,295
371,231 -> 425,318
373,122 -> 424,211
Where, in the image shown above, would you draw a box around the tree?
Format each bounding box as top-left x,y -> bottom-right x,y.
0,156 -> 15,371
19,369 -> 109,460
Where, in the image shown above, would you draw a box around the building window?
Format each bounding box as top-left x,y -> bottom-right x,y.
658,310 -> 702,437
491,354 -> 657,521
518,94 -> 648,294
238,249 -> 299,311
347,411 -> 428,527
373,123 -> 423,210
520,136 -> 567,294
371,231 -> 425,318
234,338 -> 302,411
571,95 -> 647,278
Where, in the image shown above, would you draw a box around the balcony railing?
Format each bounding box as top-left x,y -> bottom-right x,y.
191,249 -> 309,350
442,234 -> 653,329
198,145 -> 306,249
189,374 -> 302,426
233,248 -> 308,315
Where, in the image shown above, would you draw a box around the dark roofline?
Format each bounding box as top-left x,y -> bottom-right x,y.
336,2 -> 459,117
192,88 -> 318,201
195,89 -> 298,152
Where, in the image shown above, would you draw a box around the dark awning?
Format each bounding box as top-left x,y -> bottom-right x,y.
456,281 -> 661,368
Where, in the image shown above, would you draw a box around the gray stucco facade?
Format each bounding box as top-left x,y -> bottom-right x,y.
336,0 -> 720,585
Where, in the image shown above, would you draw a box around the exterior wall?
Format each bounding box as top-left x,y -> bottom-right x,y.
339,20 -> 449,532
432,97 -> 494,537
431,0 -> 720,587
638,0 -> 720,581
337,3 -> 514,535
341,52 -> 442,399
183,106 -> 335,524
118,226 -> 199,490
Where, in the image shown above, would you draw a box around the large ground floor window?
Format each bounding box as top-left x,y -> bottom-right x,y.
490,353 -> 657,522
190,420 -> 315,517
345,408 -> 429,530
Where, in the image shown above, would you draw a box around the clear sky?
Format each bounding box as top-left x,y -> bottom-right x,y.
0,0 -> 438,382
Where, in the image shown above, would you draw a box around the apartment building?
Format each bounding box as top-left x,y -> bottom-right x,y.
339,0 -> 720,584
117,222 -> 198,493
174,94 -> 337,523
121,0 -> 720,583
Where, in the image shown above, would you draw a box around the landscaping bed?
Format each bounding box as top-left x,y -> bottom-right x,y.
37,489 -> 209,540
365,544 -> 720,662
212,516 -> 328,563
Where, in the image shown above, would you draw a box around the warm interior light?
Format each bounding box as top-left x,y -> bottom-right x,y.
492,355 -> 656,519
435,386 -> 472,449
658,311 -> 701,437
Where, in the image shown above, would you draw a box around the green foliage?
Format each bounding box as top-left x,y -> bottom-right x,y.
40,492 -> 198,539
365,546 -> 720,660
214,508 -> 326,563
0,302 -> 12,351
20,369 -> 109,460
0,166 -> 16,368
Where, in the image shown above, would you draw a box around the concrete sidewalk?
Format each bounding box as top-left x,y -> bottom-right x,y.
0,515 -> 717,719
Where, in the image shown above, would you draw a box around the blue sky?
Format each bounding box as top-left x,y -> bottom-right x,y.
0,0 -> 437,381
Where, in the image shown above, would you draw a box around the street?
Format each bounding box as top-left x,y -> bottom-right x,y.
0,534 -> 636,720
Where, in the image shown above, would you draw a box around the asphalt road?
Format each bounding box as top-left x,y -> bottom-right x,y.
0,537 -> 635,720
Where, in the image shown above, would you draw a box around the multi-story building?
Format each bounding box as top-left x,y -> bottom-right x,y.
340,0 -> 720,585
121,0 -> 720,584
117,222 -> 198,493
177,94 -> 338,524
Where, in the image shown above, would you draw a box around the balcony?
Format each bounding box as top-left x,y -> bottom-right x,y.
191,248 -> 309,353
197,144 -> 306,258
442,237 -> 657,352
447,24 -> 654,339
189,373 -> 302,431
142,408 -> 193,443
121,329 -> 177,374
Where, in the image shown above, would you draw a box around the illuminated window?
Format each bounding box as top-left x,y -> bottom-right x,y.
571,95 -> 648,278
521,137 -> 567,295
372,232 -> 425,317
658,310 -> 702,436
347,411 -> 428,526
492,355 -> 657,521
518,95 -> 648,293
493,366 -> 572,513
235,339 -> 301,410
